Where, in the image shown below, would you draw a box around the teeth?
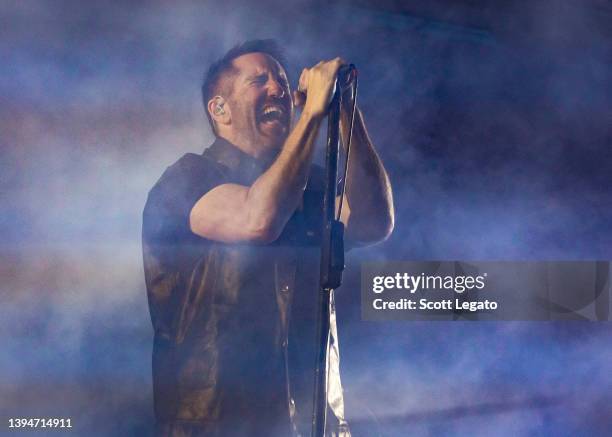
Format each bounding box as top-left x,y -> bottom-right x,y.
262,106 -> 283,115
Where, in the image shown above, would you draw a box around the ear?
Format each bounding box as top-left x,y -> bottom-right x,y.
207,96 -> 231,127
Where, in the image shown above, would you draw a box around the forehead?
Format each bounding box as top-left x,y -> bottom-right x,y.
231,52 -> 287,79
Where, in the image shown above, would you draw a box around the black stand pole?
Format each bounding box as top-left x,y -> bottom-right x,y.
311,84 -> 346,437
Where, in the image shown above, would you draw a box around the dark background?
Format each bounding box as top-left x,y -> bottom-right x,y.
1,0 -> 611,435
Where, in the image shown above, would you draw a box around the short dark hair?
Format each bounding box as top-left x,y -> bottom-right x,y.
201,39 -> 289,135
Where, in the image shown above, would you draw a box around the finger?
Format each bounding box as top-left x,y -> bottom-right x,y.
329,58 -> 344,76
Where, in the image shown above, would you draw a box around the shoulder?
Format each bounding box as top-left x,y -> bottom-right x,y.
147,153 -> 223,202
143,151 -> 227,233
157,153 -> 220,188
143,152 -> 227,242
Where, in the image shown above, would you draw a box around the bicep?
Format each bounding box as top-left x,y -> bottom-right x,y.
189,183 -> 266,243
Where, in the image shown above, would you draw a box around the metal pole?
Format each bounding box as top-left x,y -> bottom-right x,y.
312,85 -> 343,437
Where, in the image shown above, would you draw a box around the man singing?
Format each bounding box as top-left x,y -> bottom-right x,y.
142,39 -> 394,437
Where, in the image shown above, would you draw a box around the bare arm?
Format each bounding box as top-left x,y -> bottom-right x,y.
338,100 -> 395,245
190,111 -> 322,243
190,59 -> 344,244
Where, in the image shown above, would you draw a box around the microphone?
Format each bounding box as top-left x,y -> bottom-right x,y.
337,64 -> 357,91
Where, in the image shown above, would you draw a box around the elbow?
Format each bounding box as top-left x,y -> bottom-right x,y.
357,202 -> 395,245
379,192 -> 395,242
350,212 -> 394,246
370,212 -> 395,243
379,212 -> 395,242
364,187 -> 395,244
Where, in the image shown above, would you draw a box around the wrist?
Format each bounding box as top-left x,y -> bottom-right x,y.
300,106 -> 325,123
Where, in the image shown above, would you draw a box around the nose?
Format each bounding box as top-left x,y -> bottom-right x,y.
267,77 -> 285,99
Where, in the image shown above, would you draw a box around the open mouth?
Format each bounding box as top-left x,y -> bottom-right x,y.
258,104 -> 287,126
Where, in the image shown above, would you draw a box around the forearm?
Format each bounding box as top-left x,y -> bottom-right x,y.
340,105 -> 394,242
245,109 -> 323,240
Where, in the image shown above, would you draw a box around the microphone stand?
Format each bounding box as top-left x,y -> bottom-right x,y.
311,65 -> 356,437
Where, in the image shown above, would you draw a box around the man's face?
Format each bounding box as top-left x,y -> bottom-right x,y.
224,52 -> 293,155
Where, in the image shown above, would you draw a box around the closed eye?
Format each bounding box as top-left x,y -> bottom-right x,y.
250,74 -> 268,85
